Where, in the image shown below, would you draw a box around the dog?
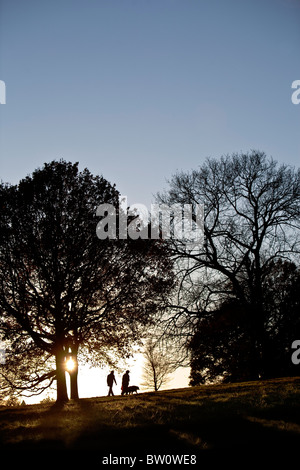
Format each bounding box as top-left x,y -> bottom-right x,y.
127,385 -> 139,394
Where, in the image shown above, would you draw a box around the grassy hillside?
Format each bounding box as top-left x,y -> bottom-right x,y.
1,377 -> 300,457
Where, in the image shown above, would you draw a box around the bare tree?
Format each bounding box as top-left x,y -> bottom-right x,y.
141,338 -> 179,391
157,151 -> 300,379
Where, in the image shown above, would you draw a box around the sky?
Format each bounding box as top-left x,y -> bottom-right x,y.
0,0 -> 299,399
0,0 -> 299,205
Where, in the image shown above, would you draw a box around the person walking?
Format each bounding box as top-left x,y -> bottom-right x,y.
121,370 -> 130,396
107,370 -> 117,396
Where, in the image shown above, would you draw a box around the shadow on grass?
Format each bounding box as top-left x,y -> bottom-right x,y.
1,381 -> 300,457
1,415 -> 299,460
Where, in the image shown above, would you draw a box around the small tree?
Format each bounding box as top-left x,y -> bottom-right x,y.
141,339 -> 177,391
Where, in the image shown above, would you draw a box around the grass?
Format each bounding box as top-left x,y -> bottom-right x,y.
1,376 -> 300,458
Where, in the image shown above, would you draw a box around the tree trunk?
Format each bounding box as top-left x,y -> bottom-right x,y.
55,347 -> 68,402
69,357 -> 79,399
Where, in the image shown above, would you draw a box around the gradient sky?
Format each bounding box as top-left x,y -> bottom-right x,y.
0,0 -> 299,208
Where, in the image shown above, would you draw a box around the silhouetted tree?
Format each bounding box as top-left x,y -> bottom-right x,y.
188,300 -> 251,384
141,339 -> 176,391
157,151 -> 300,379
188,260 -> 300,384
0,161 -> 174,401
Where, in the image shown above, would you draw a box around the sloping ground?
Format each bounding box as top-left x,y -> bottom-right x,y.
0,377 -> 300,458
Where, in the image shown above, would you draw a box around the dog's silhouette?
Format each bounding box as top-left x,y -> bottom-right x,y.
127,386 -> 139,394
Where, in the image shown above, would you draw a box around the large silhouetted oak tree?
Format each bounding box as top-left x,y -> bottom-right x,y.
0,161 -> 174,402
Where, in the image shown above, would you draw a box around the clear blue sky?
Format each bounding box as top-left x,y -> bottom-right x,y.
0,0 -> 299,207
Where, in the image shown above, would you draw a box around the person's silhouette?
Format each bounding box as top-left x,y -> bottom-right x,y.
107,370 -> 117,396
121,370 -> 130,395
